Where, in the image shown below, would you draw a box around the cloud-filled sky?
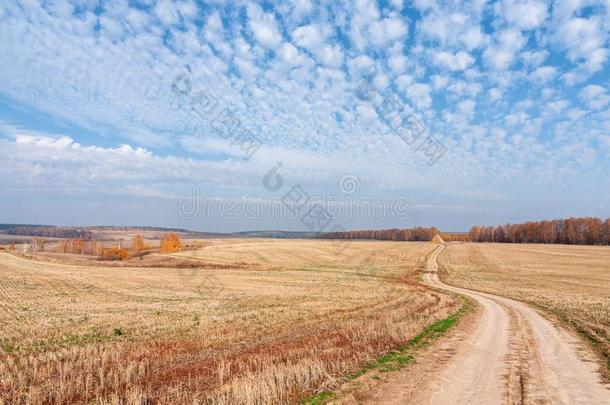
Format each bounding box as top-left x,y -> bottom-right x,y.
1,0 -> 609,232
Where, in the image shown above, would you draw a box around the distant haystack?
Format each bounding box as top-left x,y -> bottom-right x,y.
431,234 -> 445,244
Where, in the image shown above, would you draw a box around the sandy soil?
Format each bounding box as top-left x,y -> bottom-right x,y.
364,244 -> 610,405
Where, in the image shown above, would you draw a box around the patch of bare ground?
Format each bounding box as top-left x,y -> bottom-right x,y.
0,239 -> 459,404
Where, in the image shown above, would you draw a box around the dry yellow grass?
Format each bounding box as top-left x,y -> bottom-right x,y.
438,242 -> 610,377
0,239 -> 459,404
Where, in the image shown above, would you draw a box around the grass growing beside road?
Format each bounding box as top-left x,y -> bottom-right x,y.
302,296 -> 472,404
410,296 -> 470,349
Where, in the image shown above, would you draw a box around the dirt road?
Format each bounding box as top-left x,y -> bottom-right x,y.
368,243 -> 610,404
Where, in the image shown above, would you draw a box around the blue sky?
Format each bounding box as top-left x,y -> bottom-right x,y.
0,0 -> 609,232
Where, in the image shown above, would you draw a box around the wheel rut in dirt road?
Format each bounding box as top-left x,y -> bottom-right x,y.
370,243 -> 610,405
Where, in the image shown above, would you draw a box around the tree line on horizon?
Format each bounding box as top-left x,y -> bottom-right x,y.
469,217 -> 610,245
319,217 -> 610,246
6,226 -> 94,239
318,226 -> 452,242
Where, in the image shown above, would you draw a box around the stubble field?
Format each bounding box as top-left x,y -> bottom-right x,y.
438,242 -> 610,378
0,239 -> 459,404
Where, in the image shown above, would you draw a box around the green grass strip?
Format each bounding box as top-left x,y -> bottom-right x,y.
301,296 -> 472,404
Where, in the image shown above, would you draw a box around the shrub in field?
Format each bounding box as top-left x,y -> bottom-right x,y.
160,232 -> 182,253
100,246 -> 129,261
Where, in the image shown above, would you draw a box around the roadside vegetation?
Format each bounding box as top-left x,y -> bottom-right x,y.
303,296 -> 472,404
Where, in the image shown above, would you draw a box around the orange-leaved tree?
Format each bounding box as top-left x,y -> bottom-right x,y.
132,234 -> 146,257
160,232 -> 182,253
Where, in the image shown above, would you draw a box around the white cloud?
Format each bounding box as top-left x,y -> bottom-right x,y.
483,29 -> 526,70
413,0 -> 437,11
489,87 -> 503,101
432,50 -> 475,71
545,99 -> 569,114
292,24 -> 326,52
407,83 -> 432,109
368,16 -> 408,47
155,0 -> 179,26
520,50 -> 548,67
502,0 -> 548,30
566,107 -> 587,121
349,54 -> 375,75
176,1 -> 198,21
100,16 -> 125,41
504,110 -> 530,126
559,70 -> 586,86
446,79 -> 482,97
204,12 -> 232,58
388,53 -> 407,74
390,0 -> 404,9
460,26 -> 485,50
431,75 -> 448,90
458,99 -> 476,116
349,0 -> 381,50
14,134 -> 151,157
289,0 -> 313,21
554,16 -> 609,73
580,85 -> 610,110
290,24 -> 343,67
420,12 -> 466,44
395,74 -> 414,91
319,44 -> 344,68
247,4 -> 283,49
278,42 -> 301,65
419,10 -> 486,51
350,2 -> 407,50
530,65 -> 557,83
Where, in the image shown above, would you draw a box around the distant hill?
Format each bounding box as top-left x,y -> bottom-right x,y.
0,224 -> 191,239
0,225 -> 318,240
0,224 -> 54,230
231,230 -> 319,239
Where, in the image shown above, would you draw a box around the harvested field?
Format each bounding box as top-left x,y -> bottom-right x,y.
438,242 -> 610,378
0,239 -> 459,404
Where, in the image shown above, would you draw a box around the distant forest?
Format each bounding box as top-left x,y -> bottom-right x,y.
469,217 -> 610,245
3,227 -> 94,239
318,226 -> 468,242
319,217 -> 610,246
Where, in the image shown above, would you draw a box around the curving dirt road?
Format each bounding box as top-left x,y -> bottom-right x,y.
369,243 -> 610,404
